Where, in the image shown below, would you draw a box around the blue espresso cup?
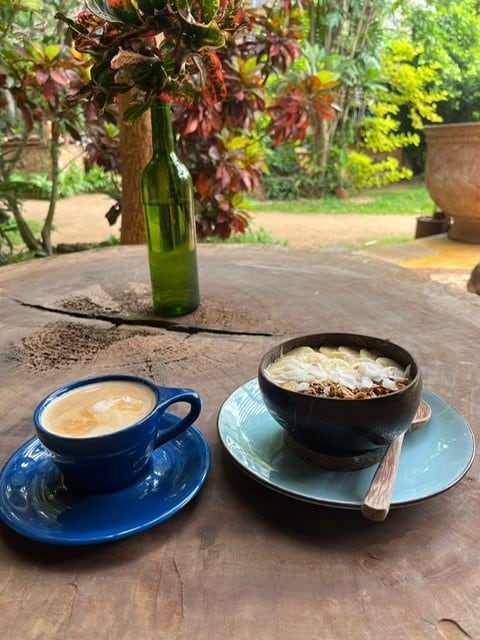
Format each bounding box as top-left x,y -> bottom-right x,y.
33,374 -> 202,494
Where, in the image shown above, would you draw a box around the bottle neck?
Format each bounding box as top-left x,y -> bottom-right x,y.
150,99 -> 175,156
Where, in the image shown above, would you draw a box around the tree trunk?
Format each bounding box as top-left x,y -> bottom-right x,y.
42,119 -> 61,255
8,195 -> 42,253
119,94 -> 152,244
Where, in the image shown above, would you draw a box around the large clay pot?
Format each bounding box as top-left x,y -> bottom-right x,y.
424,123 -> 480,243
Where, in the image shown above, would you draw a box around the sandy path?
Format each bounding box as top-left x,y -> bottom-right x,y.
21,194 -> 418,248
22,194 -> 122,246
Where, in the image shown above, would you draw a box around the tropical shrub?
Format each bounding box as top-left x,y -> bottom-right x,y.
174,3 -> 306,236
350,39 -> 447,188
400,0 -> 480,125
0,0 -> 94,255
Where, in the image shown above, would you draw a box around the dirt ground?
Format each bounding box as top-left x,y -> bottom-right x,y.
22,193 -> 419,249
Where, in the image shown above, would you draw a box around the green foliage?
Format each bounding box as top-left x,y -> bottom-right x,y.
346,152 -> 412,189
260,142 -> 341,200
300,1 -> 390,179
393,0 -> 480,170
10,164 -> 119,198
361,40 -> 446,153
0,215 -> 41,264
261,144 -> 302,200
0,0 -> 95,255
351,38 -> 446,187
399,0 -> 480,124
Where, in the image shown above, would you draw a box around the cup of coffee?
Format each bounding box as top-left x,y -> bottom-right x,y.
33,374 -> 202,493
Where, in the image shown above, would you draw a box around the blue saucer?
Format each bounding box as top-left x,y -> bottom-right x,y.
217,380 -> 475,509
0,414 -> 210,545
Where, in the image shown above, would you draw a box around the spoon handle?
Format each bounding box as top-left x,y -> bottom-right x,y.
361,433 -> 405,522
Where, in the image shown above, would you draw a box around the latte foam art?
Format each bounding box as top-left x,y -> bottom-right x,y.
265,345 -> 411,398
41,381 -> 156,437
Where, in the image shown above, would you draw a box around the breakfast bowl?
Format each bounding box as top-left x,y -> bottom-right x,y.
258,333 -> 423,463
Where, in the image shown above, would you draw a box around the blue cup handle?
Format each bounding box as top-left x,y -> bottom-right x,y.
153,387 -> 202,447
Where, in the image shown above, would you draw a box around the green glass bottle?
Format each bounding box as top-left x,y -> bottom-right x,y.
141,99 -> 200,316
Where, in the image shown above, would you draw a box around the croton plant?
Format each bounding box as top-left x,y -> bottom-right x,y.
57,1 -> 312,239
57,0 -> 246,122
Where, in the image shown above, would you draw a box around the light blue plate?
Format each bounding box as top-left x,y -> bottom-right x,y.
217,379 -> 475,509
0,415 -> 211,545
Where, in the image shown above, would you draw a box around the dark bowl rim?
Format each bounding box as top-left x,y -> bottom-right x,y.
258,332 -> 422,402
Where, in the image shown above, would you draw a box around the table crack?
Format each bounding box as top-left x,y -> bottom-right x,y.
10,298 -> 275,337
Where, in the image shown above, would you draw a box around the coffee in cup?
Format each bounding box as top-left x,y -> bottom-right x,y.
34,374 -> 202,493
40,380 -> 157,438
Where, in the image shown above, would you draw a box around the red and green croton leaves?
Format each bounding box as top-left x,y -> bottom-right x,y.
268,74 -> 338,146
58,0 -> 243,116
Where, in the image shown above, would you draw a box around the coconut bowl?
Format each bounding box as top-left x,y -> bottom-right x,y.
258,333 -> 423,458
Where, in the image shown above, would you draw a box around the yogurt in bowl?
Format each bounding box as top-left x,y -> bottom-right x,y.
264,345 -> 411,399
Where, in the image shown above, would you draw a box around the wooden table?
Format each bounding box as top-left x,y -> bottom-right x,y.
0,244 -> 479,639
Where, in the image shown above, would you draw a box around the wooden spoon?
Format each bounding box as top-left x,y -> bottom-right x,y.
361,400 -> 432,522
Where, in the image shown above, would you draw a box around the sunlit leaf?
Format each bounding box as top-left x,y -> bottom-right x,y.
227,136 -> 248,150
44,44 -> 60,62
241,57 -> 258,76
